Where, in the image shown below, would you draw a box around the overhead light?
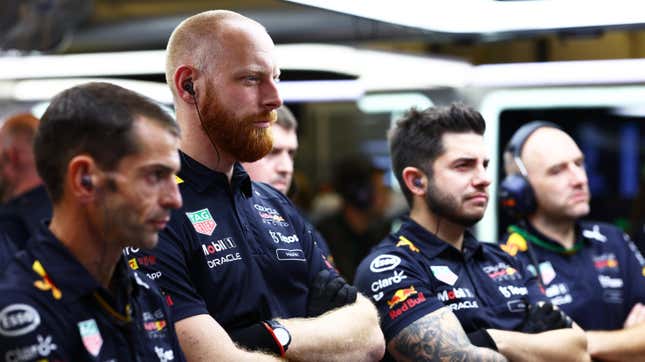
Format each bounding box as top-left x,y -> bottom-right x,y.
472,58 -> 645,87
358,92 -> 433,113
284,0 -> 645,34
5,78 -> 365,104
0,45 -> 471,92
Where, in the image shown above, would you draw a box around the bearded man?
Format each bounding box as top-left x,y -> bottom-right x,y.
354,104 -> 589,362
128,10 -> 384,361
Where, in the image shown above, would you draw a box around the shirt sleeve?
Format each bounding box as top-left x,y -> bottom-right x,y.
354,249 -> 445,342
127,220 -> 210,323
0,293 -> 71,361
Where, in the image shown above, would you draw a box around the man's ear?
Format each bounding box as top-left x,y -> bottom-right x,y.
402,167 -> 426,196
174,65 -> 197,103
68,155 -> 95,200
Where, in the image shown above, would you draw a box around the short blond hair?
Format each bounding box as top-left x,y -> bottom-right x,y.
165,10 -> 263,95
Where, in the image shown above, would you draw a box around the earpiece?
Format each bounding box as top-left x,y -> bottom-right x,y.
81,174 -> 93,190
182,78 -> 195,96
413,178 -> 423,187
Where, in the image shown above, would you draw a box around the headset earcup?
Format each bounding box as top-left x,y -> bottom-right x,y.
499,174 -> 536,218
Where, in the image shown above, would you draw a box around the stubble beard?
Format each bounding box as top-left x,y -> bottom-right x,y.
425,180 -> 484,228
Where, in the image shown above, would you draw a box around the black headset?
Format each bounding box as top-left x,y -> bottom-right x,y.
499,121 -> 561,219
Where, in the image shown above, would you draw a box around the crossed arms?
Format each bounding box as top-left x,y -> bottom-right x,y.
388,306 -> 589,362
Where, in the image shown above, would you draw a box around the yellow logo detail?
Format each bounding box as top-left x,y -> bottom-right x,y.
128,258 -> 139,270
396,236 -> 420,253
32,260 -> 62,300
501,233 -> 528,257
175,175 -> 184,184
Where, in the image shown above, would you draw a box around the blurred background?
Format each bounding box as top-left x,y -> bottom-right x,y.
4,0 -> 645,246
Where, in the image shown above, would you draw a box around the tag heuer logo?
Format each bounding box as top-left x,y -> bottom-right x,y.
186,208 -> 217,236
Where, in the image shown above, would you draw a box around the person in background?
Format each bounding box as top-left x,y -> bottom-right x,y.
129,10 -> 384,361
317,155 -> 390,281
0,82 -> 186,360
355,104 -> 588,361
499,121 -> 645,361
0,112 -> 51,254
242,105 -> 332,258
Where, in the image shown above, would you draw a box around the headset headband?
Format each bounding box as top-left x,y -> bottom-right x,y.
506,120 -> 561,159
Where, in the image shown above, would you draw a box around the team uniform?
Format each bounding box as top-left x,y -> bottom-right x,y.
0,185 -> 52,251
355,216 -> 545,345
0,225 -> 185,362
129,151 -> 336,332
500,221 -> 645,330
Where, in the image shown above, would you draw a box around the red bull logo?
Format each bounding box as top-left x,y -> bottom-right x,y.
396,236 -> 420,253
387,286 -> 417,309
388,288 -> 427,320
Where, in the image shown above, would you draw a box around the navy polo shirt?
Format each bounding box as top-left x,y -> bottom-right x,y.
0,185 -> 52,251
500,221 -> 645,330
355,216 -> 545,342
128,151 -> 336,330
0,225 -> 185,361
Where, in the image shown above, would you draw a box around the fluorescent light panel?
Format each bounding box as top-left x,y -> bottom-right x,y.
284,0 -> 645,34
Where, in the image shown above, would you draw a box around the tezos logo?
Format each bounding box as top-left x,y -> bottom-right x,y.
0,304 -> 41,337
370,254 -> 401,273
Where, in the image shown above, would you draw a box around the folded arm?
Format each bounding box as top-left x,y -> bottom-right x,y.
388,307 -> 507,362
488,327 -> 589,362
278,294 -> 385,362
175,314 -> 283,362
586,323 -> 645,362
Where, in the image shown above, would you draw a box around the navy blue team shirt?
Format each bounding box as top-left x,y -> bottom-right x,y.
0,225 -> 185,361
355,216 -> 545,342
129,151 -> 336,331
0,185 -> 52,251
500,221 -> 645,330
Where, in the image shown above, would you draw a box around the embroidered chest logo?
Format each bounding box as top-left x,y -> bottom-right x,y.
254,204 -> 289,227
482,262 -> 521,282
78,319 -> 103,357
186,208 -> 217,236
32,260 -> 62,300
430,265 -> 458,286
593,253 -> 619,271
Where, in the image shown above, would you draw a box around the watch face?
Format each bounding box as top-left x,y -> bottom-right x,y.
274,327 -> 290,345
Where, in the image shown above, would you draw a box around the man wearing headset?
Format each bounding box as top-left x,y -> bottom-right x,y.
355,104 -> 588,361
500,121 -> 645,360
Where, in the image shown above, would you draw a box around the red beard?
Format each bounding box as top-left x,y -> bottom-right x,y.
201,89 -> 276,162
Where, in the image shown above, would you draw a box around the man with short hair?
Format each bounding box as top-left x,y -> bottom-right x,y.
355,104 -> 588,361
130,10 -> 384,361
0,82 -> 186,360
0,112 -> 51,253
499,121 -> 645,360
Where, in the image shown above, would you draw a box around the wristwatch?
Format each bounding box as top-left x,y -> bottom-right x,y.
263,319 -> 291,356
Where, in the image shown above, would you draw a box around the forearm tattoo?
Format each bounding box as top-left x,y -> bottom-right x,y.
389,308 -> 507,362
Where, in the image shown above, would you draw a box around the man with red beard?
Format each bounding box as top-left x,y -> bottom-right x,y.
499,122 -> 645,360
354,104 -> 589,361
128,10 -> 384,361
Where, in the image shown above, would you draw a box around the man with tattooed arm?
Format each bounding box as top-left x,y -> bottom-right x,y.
355,103 -> 589,361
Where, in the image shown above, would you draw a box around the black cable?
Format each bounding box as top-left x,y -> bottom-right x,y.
189,92 -> 221,166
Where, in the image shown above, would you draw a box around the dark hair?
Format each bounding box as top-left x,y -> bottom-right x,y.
275,105 -> 297,130
35,82 -> 179,203
388,102 -> 486,206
